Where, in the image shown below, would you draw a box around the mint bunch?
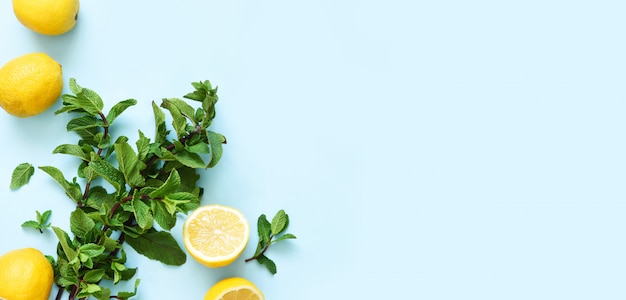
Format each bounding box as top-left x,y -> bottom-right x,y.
11,78 -> 225,300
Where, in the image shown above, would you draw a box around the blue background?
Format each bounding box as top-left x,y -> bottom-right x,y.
1,0 -> 625,299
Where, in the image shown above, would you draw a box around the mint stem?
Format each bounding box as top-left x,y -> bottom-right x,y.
245,235 -> 274,262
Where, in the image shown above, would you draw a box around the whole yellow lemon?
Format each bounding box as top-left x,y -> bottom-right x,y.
0,52 -> 64,118
12,0 -> 80,35
0,248 -> 54,300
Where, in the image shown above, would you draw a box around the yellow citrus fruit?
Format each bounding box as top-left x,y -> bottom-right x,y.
204,277 -> 265,300
0,248 -> 54,300
183,204 -> 250,268
12,0 -> 80,35
0,52 -> 63,118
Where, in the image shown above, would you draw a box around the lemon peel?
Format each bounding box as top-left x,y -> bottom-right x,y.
0,248 -> 54,300
13,0 -> 80,35
0,52 -> 63,117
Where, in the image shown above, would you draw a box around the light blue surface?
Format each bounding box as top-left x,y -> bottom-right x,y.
1,1 -> 625,299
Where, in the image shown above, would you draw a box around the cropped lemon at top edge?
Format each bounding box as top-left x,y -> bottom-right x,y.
0,248 -> 54,300
0,52 -> 63,118
204,277 -> 265,300
183,204 -> 251,268
12,0 -> 80,35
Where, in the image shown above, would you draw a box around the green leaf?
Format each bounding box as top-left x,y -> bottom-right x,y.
52,226 -> 77,265
257,214 -> 271,245
79,243 -> 105,258
164,98 -> 196,123
149,169 -> 180,198
114,142 -> 146,188
40,210 -> 52,224
162,192 -> 197,215
207,131 -> 226,168
116,279 -> 140,299
152,101 -> 168,144
66,115 -> 103,147
70,209 -> 96,238
132,194 -> 153,230
125,230 -> 186,266
53,144 -> 91,161
185,142 -> 210,154
39,166 -> 83,203
68,77 -> 81,94
70,79 -> 104,116
271,209 -> 288,235
257,254 -> 277,275
77,283 -> 102,298
83,268 -> 105,283
273,233 -> 297,243
173,150 -> 206,169
21,220 -> 40,230
106,98 -> 137,124
151,201 -> 177,230
161,98 -> 189,136
88,159 -> 125,192
136,130 -> 150,161
10,163 -> 34,190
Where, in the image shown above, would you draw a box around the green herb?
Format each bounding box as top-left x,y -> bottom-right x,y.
12,78 -> 225,300
10,162 -> 34,189
21,209 -> 52,233
245,209 -> 297,274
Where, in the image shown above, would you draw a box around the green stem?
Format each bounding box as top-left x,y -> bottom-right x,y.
244,235 -> 274,262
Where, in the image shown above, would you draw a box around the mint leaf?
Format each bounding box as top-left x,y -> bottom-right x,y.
79,243 -> 105,258
114,142 -> 146,188
257,254 -> 277,275
107,99 -> 137,124
273,233 -> 297,243
132,194 -> 153,230
116,279 -> 140,299
152,101 -> 167,144
83,269 -> 105,283
53,144 -> 91,161
70,209 -> 96,238
39,166 -> 83,203
88,159 -> 125,192
125,230 -> 186,266
151,201 -> 177,230
161,99 -> 188,136
207,131 -> 226,168
173,150 -> 206,168
10,163 -> 34,190
257,214 -> 271,245
271,209 -> 288,235
21,220 -> 40,230
149,169 -> 180,198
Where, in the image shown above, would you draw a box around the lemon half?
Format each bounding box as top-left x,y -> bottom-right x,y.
204,277 -> 265,300
183,204 -> 250,268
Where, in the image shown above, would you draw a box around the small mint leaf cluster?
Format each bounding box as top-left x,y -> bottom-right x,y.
21,209 -> 51,233
245,209 -> 297,274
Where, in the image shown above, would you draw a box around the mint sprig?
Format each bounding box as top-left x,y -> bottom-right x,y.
11,78 -> 226,300
245,209 -> 297,274
21,209 -> 52,233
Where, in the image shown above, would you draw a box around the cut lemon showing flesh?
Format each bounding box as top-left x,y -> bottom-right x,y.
204,277 -> 265,300
183,204 -> 250,268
